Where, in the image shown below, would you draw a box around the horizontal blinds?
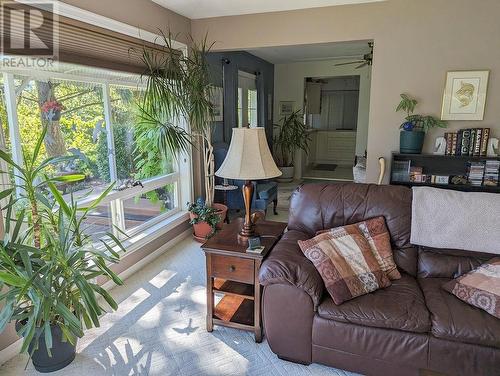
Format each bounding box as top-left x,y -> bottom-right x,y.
2,3 -> 179,74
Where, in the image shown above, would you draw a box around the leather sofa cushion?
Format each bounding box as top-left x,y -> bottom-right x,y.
317,274 -> 430,333
419,277 -> 500,348
418,246 -> 494,279
259,230 -> 325,309
287,183 -> 416,275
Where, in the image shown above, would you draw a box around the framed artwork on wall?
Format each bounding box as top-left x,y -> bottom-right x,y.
211,86 -> 224,121
279,101 -> 294,116
441,70 -> 489,120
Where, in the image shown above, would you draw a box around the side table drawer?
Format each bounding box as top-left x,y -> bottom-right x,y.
211,255 -> 254,284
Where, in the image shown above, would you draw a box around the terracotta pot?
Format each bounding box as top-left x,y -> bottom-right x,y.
189,203 -> 228,243
212,203 -> 228,230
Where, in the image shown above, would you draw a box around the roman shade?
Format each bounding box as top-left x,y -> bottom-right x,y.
2,2 -> 180,74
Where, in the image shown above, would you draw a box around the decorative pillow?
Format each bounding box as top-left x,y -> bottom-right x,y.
443,257 -> 500,319
317,217 -> 401,280
298,225 -> 391,305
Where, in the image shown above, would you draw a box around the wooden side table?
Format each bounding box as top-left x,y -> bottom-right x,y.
201,218 -> 287,342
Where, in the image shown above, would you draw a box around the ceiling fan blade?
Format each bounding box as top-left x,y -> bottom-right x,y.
355,62 -> 368,69
334,60 -> 364,66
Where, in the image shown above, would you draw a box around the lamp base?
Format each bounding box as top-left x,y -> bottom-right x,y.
238,180 -> 256,244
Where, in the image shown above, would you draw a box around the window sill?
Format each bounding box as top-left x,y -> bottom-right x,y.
117,210 -> 190,255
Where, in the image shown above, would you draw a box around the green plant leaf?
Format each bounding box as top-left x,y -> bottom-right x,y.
0,297 -> 15,332
0,271 -> 26,287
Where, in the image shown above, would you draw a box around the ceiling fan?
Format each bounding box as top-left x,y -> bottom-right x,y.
335,42 -> 373,69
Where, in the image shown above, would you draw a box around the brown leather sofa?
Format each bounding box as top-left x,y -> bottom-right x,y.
259,183 -> 500,376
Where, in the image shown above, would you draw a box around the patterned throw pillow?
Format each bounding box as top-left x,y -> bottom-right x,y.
317,217 -> 401,280
298,225 -> 391,305
443,257 -> 500,319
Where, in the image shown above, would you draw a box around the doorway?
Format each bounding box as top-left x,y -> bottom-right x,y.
303,75 -> 361,181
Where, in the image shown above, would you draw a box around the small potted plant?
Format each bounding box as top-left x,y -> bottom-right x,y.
188,198 -> 224,242
273,110 -> 311,182
396,94 -> 447,154
41,100 -> 65,121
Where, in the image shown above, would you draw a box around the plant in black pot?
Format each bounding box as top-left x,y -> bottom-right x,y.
396,94 -> 447,154
273,110 -> 311,182
0,127 -> 126,373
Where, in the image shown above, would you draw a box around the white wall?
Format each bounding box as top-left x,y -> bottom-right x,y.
273,59 -> 371,178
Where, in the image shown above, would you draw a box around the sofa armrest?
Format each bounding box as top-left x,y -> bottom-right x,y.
259,230 -> 324,309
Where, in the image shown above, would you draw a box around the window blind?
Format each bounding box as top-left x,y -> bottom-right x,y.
2,3 -> 179,74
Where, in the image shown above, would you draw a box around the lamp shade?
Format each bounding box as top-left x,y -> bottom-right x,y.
216,127 -> 282,180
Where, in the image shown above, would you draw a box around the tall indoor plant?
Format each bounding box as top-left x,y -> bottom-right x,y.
396,93 -> 447,154
138,32 -> 226,238
273,110 -> 311,182
0,127 -> 126,372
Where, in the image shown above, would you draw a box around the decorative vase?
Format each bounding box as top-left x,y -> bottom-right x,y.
400,130 -> 425,154
16,322 -> 77,373
276,166 -> 294,183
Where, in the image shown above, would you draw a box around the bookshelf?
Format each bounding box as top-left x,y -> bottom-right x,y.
390,153 -> 500,193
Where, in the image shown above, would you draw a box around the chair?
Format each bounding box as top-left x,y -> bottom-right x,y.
213,143 -> 278,215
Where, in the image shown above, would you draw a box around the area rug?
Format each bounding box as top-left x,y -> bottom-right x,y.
1,237 -> 358,376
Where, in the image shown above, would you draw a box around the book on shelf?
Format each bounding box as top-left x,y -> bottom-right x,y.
461,129 -> 471,155
451,133 -> 458,155
480,128 -> 490,157
469,128 -> 476,156
444,132 -> 452,156
473,128 -> 482,156
455,130 -> 463,156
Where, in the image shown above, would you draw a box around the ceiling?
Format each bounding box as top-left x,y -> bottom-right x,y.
247,41 -> 372,64
152,0 -> 384,19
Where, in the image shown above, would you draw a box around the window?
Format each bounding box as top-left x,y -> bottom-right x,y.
0,64 -> 189,244
237,71 -> 258,128
248,89 -> 258,127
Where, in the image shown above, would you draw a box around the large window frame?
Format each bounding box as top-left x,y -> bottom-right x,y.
0,66 -> 193,244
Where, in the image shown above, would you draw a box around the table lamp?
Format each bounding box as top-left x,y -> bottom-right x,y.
215,126 -> 281,241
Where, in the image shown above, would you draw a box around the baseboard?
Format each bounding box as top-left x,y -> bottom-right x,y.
0,338 -> 22,366
0,228 -> 192,366
101,228 -> 191,291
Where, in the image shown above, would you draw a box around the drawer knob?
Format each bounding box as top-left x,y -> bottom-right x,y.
228,265 -> 236,272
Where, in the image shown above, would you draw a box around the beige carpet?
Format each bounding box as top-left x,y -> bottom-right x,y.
1,237 -> 359,376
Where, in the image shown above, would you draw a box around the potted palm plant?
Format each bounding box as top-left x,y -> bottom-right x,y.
396,94 -> 447,154
137,32 -> 227,239
273,110 -> 311,182
0,127 -> 126,373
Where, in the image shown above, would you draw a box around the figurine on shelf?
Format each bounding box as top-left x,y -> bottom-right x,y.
433,136 -> 446,155
487,138 -> 499,157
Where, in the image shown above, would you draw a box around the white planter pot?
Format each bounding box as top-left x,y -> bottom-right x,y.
276,166 -> 294,183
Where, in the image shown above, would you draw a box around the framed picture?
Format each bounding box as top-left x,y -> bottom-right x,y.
441,70 -> 489,120
211,86 -> 223,121
279,101 -> 294,116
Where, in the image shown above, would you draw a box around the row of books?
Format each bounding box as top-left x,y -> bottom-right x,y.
444,128 -> 490,156
391,159 -> 500,187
